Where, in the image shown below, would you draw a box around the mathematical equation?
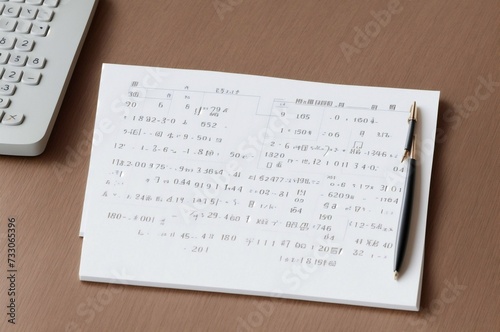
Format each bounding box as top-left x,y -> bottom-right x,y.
92,77 -> 409,266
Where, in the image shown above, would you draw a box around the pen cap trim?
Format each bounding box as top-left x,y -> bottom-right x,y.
410,135 -> 416,159
409,101 -> 417,122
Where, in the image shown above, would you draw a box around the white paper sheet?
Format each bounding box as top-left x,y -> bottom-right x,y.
79,64 -> 440,310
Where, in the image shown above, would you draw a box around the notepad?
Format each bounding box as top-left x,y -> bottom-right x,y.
79,64 -> 439,311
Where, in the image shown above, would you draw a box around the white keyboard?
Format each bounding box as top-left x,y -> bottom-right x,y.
0,0 -> 98,156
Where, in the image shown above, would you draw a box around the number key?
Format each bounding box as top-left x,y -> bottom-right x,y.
2,68 -> 22,82
15,38 -> 34,51
8,53 -> 27,66
0,35 -> 16,49
0,83 -> 16,96
27,55 -> 45,68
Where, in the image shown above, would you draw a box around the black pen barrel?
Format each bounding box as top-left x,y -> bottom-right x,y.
404,120 -> 416,152
394,158 -> 416,274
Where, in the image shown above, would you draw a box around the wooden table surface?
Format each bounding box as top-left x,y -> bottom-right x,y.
1,0 -> 499,331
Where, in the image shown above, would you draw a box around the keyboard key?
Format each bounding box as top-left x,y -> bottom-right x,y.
2,4 -> 21,18
16,20 -> 32,34
8,53 -> 27,66
15,37 -> 34,51
31,21 -> 48,36
0,83 -> 16,95
43,0 -> 59,7
0,51 -> 9,64
20,7 -> 38,20
27,0 -> 43,5
0,17 -> 17,32
2,68 -> 22,82
27,55 -> 45,68
22,70 -> 40,85
1,112 -> 24,125
0,35 -> 16,49
0,96 -> 10,108
36,8 -> 52,21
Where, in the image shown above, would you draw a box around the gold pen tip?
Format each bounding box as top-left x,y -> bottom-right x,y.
401,151 -> 408,163
394,271 -> 399,280
409,102 -> 417,122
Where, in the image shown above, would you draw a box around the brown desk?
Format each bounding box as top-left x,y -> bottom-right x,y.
1,0 -> 499,331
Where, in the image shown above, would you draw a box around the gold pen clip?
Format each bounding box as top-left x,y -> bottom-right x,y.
401,102 -> 418,162
408,101 -> 417,122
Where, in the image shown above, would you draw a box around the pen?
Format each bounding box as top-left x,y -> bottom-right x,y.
394,135 -> 416,280
401,102 -> 417,162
